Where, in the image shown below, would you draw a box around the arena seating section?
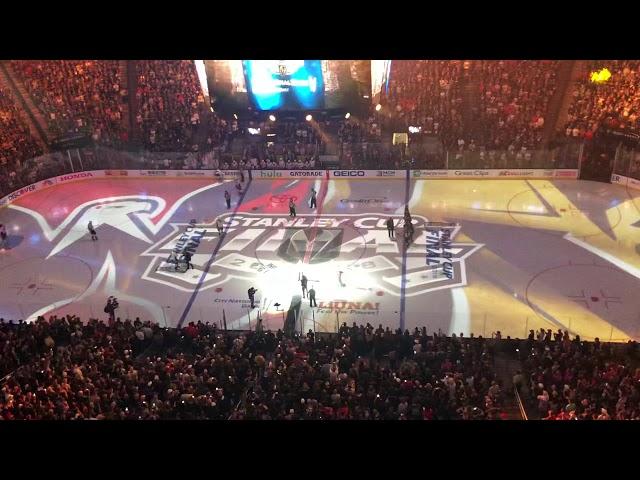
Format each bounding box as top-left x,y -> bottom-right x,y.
11,60 -> 129,146
564,60 -> 640,139
0,86 -> 42,193
2,60 -> 640,420
1,316 -> 637,420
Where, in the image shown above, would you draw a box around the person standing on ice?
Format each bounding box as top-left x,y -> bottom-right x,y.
216,219 -> 224,236
224,190 -> 231,209
308,285 -> 317,307
309,187 -> 317,209
87,221 -> 98,241
0,224 -> 7,249
167,251 -> 179,271
289,198 -> 297,217
248,286 -> 257,309
386,217 -> 395,239
182,250 -> 194,270
300,273 -> 308,298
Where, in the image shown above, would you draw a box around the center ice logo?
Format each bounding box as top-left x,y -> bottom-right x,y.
141,213 -> 483,296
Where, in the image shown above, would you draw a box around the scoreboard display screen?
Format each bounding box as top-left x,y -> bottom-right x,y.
205,60 -> 371,115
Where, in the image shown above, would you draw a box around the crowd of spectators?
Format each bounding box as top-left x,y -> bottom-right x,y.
379,60 -> 561,167
4,59 -> 640,198
237,324 -> 502,420
514,328 -> 640,420
11,60 -> 129,147
0,315 -> 505,420
564,60 -> 640,140
135,60 -> 228,152
0,86 -> 43,196
383,60 -> 465,147
474,60 -> 558,151
0,315 -> 243,420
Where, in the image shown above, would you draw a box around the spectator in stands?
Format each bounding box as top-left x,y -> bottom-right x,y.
0,86 -> 43,196
564,61 -> 640,139
0,315 -> 505,420
11,60 -> 128,148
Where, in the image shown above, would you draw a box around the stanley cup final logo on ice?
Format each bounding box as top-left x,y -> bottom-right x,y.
141,213 -> 483,296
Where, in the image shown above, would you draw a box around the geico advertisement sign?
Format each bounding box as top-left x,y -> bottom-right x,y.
331,170 -> 366,177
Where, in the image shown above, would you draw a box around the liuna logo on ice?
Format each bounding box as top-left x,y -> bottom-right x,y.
104,170 -> 128,176
316,300 -> 381,315
141,212 -> 482,296
332,170 -> 365,177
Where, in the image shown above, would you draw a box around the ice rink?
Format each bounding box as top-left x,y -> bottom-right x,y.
1,173 -> 639,341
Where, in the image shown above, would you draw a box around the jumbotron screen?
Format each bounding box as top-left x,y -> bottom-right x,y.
205,60 -> 371,114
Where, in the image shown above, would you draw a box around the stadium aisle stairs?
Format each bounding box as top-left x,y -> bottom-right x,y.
493,350 -> 526,420
541,61 -> 577,145
551,60 -> 587,136
118,60 -> 131,139
126,60 -> 141,146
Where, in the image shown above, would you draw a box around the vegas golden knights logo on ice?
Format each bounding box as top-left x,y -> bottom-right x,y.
141,213 -> 483,296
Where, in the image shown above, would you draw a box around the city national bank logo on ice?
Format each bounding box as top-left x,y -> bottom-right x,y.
141,213 -> 483,296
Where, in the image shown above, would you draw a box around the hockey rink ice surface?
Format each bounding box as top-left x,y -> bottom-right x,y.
1,175 -> 640,341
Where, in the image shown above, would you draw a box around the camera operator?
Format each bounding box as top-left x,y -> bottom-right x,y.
104,296 -> 119,325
